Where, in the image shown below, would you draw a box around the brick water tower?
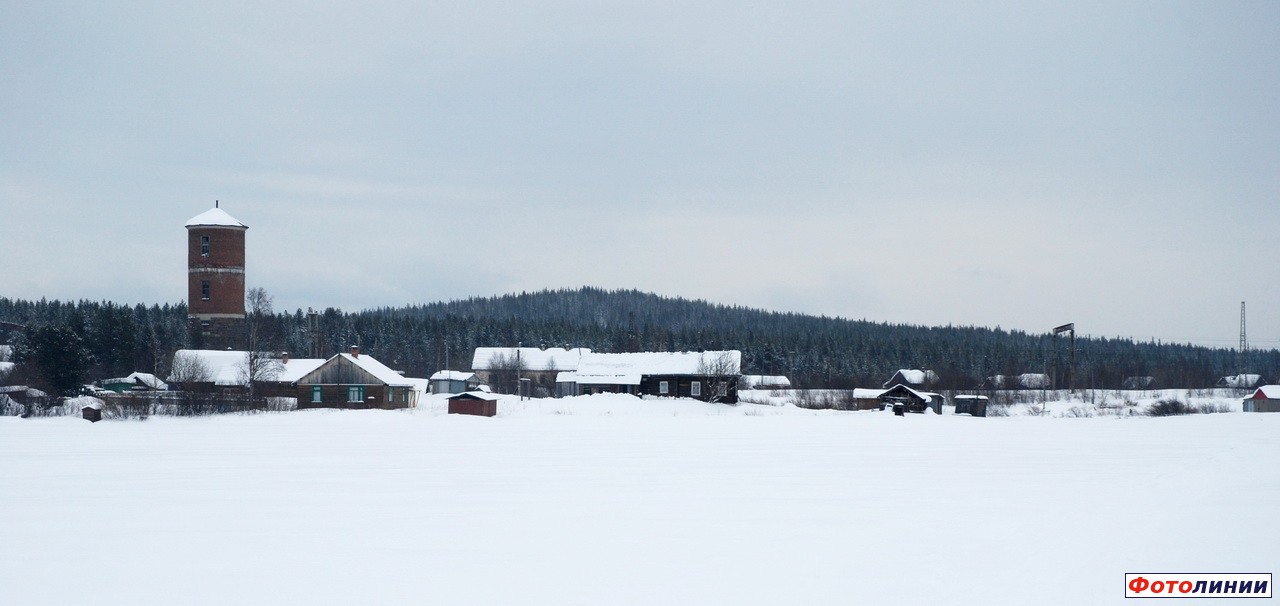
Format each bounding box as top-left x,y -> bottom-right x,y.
185,203 -> 247,350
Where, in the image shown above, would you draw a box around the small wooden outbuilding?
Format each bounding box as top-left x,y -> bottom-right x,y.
954,395 -> 989,417
1244,386 -> 1280,413
448,392 -> 499,417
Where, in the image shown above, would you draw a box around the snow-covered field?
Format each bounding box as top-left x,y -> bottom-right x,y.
2,394 -> 1277,605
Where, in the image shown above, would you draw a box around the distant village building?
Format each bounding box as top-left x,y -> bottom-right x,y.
185,205 -> 248,350
850,388 -> 887,411
739,375 -> 791,390
1122,376 -> 1157,390
471,347 -> 591,397
168,349 -> 325,398
294,347 -> 417,409
982,373 -> 1051,390
954,395 -> 989,417
879,384 -> 943,414
98,372 -> 169,393
882,369 -> 939,390
1243,386 -> 1280,413
429,370 -> 480,395
1217,374 -> 1265,389
557,350 -> 742,403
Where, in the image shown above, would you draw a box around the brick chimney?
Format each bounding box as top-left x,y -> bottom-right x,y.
350,345 -> 360,358
281,352 -> 289,365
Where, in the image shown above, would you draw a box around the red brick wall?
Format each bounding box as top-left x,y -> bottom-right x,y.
187,227 -> 245,317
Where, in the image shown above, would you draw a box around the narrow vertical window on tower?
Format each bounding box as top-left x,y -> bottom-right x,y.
201,280 -> 211,300
200,235 -> 210,256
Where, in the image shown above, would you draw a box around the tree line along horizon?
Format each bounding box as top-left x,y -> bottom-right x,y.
1,287 -> 1275,397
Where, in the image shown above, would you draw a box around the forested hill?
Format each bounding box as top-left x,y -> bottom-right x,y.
366,288 -> 1271,389
1,287 -> 1275,393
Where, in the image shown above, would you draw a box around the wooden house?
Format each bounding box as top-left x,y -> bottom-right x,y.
739,375 -> 792,390
429,370 -> 480,395
294,347 -> 416,409
982,373 -> 1051,390
882,369 -> 939,390
1217,374 -> 1265,389
1243,385 -> 1280,413
1122,376 -> 1156,390
98,372 -> 169,393
879,384 -> 943,414
557,351 -> 741,403
471,347 -> 591,397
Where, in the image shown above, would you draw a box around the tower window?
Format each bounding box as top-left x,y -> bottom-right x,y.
200,235 -> 210,256
201,280 -> 210,300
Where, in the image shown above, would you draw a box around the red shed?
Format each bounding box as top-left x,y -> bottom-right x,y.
448,392 -> 499,417
1244,385 -> 1280,413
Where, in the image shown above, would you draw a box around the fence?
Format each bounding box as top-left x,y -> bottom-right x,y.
3,392 -> 298,419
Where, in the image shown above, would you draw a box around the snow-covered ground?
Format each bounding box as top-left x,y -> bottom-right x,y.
2,394 -> 1277,605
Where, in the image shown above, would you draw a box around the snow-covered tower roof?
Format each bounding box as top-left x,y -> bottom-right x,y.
185,206 -> 248,229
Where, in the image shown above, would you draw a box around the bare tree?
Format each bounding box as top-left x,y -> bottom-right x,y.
242,287 -> 283,403
696,351 -> 740,404
486,351 -> 526,395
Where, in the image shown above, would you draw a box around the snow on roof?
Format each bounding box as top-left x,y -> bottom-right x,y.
185,207 -> 247,229
0,361 -> 14,375
126,372 -> 168,390
575,351 -> 741,377
430,370 -> 477,382
739,375 -> 791,388
67,396 -> 104,410
1220,374 -> 1262,388
1251,385 -> 1280,399
449,391 -> 500,401
471,347 -> 591,371
335,353 -> 413,387
170,350 -> 321,385
277,358 -> 327,383
171,350 -> 249,385
851,388 -> 885,399
882,369 -> 939,388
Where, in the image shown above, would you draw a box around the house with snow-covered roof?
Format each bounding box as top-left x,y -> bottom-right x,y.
557,350 -> 742,403
471,347 -> 591,397
168,349 -> 325,398
294,346 -> 417,409
981,373 -> 1051,390
882,369 -> 939,390
98,372 -> 169,392
1216,374 -> 1265,390
739,375 -> 791,390
429,370 -> 480,395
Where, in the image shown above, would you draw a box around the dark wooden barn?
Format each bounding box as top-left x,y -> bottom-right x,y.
448,392 -> 499,417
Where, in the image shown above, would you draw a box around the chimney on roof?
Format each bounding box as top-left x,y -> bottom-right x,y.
351,345 -> 360,358
281,352 -> 289,365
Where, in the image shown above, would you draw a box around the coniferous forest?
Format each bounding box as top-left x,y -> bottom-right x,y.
1,287 -> 1275,395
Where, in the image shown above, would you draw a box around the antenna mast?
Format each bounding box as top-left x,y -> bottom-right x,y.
1239,301 -> 1247,374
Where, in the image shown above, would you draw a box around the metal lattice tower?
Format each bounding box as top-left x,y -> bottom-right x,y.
1240,302 -> 1247,353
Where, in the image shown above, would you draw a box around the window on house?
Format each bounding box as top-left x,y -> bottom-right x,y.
200,235 -> 210,256
347,385 -> 364,402
691,381 -> 702,397
659,380 -> 669,395
311,385 -> 322,403
201,280 -> 210,300
200,320 -> 210,331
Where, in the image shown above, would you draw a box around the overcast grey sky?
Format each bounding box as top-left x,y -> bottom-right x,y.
2,1 -> 1277,349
